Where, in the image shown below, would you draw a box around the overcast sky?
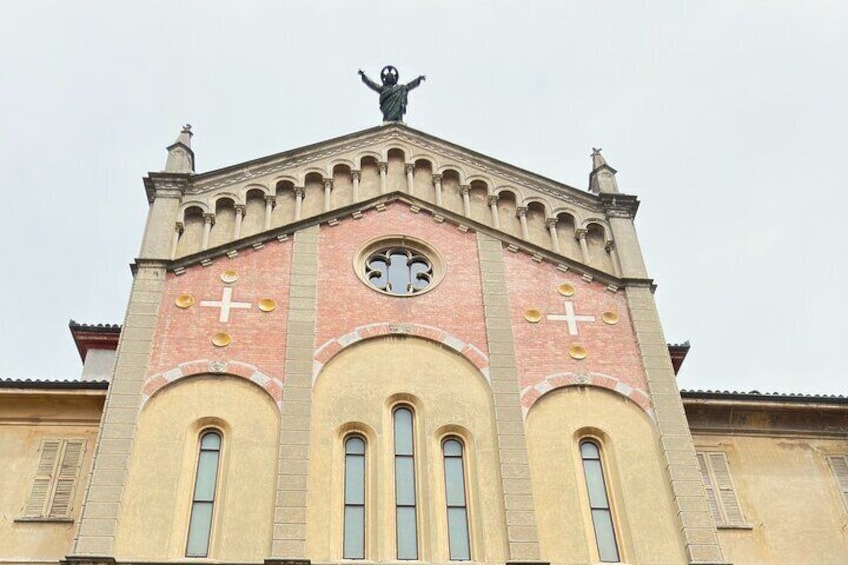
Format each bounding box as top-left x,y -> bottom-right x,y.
1,1 -> 845,395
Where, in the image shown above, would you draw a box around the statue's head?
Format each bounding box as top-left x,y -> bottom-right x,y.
381,65 -> 399,86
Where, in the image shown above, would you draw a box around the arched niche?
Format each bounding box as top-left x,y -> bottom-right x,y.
115,375 -> 279,561
273,180 -> 296,227
525,386 -> 686,564
242,188 -> 267,238
331,164 -> 353,209
586,223 -> 614,274
358,156 -> 380,201
496,190 -> 521,237
525,201 -> 549,248
468,180 -> 489,225
413,159 -> 435,202
177,205 -> 205,257
555,212 -> 581,260
208,197 -> 236,248
441,169 -> 463,215
386,148 -> 406,193
306,336 -> 507,564
302,172 -> 324,218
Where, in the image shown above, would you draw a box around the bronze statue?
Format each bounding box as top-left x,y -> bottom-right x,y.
359,66 -> 425,122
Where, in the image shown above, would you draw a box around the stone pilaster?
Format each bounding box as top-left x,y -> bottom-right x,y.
72,263 -> 167,556
625,286 -> 727,565
271,225 -> 320,558
476,233 -> 543,562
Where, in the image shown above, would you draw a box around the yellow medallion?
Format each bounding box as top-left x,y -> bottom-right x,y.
175,294 -> 195,308
258,298 -> 277,313
524,309 -> 543,323
557,283 -> 575,297
601,311 -> 619,325
220,270 -> 239,284
568,345 -> 588,360
211,332 -> 232,347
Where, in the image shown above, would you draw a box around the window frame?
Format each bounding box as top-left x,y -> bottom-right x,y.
343,434 -> 367,560
20,437 -> 86,522
442,436 -> 472,561
696,450 -> 747,528
354,235 -> 445,298
186,429 -> 223,558
578,438 -> 621,563
393,405 -> 419,560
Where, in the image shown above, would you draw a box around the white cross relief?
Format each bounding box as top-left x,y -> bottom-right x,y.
200,287 -> 252,322
547,300 -> 596,336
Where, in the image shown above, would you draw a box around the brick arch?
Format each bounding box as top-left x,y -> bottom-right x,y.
142,359 -> 282,409
520,371 -> 653,419
312,323 -> 490,386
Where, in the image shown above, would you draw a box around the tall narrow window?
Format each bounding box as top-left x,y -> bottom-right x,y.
443,438 -> 471,560
697,451 -> 745,526
186,431 -> 221,557
394,407 -> 418,559
827,455 -> 848,511
24,438 -> 86,519
344,436 -> 366,559
580,441 -> 620,563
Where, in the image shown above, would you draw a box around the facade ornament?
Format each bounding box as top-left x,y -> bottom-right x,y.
351,169 -> 361,181
460,185 -> 471,195
588,147 -> 620,194
174,221 -> 184,234
294,187 -> 305,198
487,194 -> 500,206
264,194 -> 277,206
164,124 -> 195,174
202,213 -> 216,226
546,217 -> 558,228
516,206 -> 528,218
575,228 -> 588,240
234,204 -> 246,215
323,178 -> 334,190
359,66 -> 426,122
378,161 -> 388,174
405,163 -> 415,175
431,173 -> 442,183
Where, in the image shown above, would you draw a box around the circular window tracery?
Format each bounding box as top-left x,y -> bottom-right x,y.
355,236 -> 444,297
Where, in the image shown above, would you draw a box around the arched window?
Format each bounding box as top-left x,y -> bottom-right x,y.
443,438 -> 471,560
393,407 -> 418,559
186,431 -> 222,557
580,440 -> 619,562
344,436 -> 367,559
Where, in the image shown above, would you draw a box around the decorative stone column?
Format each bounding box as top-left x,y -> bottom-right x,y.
170,222 -> 183,260
576,228 -> 589,264
460,185 -> 472,217
378,161 -> 388,194
264,195 -> 275,230
546,217 -> 560,254
488,194 -> 500,229
405,163 -> 415,195
323,178 -> 333,212
351,169 -> 361,202
516,206 -> 529,240
201,212 -> 215,250
433,173 -> 443,207
294,187 -> 304,221
233,204 -> 245,240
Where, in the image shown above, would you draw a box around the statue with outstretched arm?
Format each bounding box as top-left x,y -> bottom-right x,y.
359,65 -> 426,122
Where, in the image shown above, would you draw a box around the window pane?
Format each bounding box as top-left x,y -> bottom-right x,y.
444,439 -> 462,457
343,506 -> 365,559
186,502 -> 213,557
584,459 -> 609,508
592,509 -> 620,562
396,506 -> 418,559
395,457 -> 416,506
394,409 -> 413,455
345,455 -> 365,505
447,507 -> 471,560
388,252 -> 411,293
201,432 -> 221,450
444,457 -> 466,507
194,451 -> 220,502
346,437 -> 365,455
581,441 -> 600,459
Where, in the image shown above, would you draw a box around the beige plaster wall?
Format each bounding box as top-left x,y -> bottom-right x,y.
0,392 -> 102,563
692,433 -> 848,564
307,336 -> 508,563
526,386 -> 688,565
115,376 -> 279,561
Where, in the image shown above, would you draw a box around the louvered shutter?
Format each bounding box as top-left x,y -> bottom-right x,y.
697,453 -> 722,524
826,455 -> 848,510
49,439 -> 85,518
24,439 -> 61,517
708,452 -> 744,525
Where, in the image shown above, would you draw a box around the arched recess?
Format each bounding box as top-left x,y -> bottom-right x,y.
468,180 -> 490,225
306,335 -> 507,564
208,197 -> 236,248
525,200 -> 549,248
386,148 -> 406,193
176,205 -> 205,257
273,180 -> 296,227
358,156 -> 381,201
441,169 -> 463,215
554,212 -> 581,260
115,375 -> 279,561
331,164 -> 353,209
302,172 -> 324,218
496,190 -> 521,237
242,188 -> 267,237
586,222 -> 614,274
413,158 -> 435,202
525,386 -> 687,565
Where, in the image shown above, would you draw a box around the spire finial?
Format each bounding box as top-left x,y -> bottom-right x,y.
164,123 -> 195,173
588,147 -> 619,194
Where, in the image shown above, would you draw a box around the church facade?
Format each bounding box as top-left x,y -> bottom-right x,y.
1,124 -> 846,565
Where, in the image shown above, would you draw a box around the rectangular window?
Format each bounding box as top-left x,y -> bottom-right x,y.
24,438 -> 86,519
580,441 -> 619,563
826,455 -> 848,511
344,436 -> 367,559
696,451 -> 745,526
394,407 -> 418,560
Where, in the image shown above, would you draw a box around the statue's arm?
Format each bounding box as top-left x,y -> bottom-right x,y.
406,75 -> 426,90
358,70 -> 381,92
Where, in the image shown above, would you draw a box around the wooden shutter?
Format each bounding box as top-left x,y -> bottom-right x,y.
696,453 -> 722,524
697,451 -> 744,526
24,439 -> 62,517
826,455 -> 848,510
49,439 -> 85,518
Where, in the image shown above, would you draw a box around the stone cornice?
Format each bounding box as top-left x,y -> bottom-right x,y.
599,192 -> 640,219
143,172 -> 191,203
